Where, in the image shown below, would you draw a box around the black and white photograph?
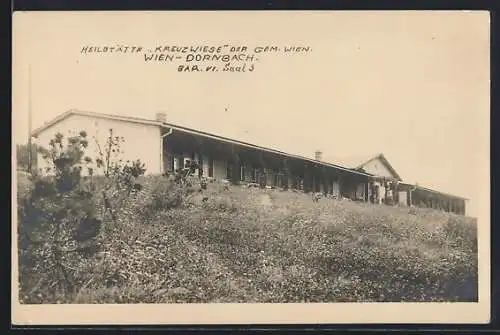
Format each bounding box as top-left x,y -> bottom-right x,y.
12,11 -> 490,324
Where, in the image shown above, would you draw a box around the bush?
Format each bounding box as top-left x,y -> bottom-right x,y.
135,176 -> 196,221
18,128 -> 148,303
148,178 -> 184,211
17,131 -> 98,302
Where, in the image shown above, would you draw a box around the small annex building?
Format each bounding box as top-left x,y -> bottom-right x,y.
335,153 -> 468,215
30,109 -> 468,215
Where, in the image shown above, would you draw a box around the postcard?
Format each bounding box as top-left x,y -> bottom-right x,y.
12,10 -> 490,325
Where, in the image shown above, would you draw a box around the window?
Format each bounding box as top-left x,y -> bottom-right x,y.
386,188 -> 393,198
226,163 -> 233,180
252,168 -> 259,183
275,171 -> 284,188
169,156 -> 175,172
184,158 -> 191,169
240,164 -> 246,181
208,158 -> 214,177
173,157 -> 179,172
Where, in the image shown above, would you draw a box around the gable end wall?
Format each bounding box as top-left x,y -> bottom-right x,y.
360,158 -> 396,179
35,114 -> 161,175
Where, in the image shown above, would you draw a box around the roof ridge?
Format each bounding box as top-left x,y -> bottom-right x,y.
31,109 -> 163,137
30,109 -> 373,177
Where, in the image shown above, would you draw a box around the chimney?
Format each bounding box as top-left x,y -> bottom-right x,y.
155,112 -> 167,123
314,150 -> 323,161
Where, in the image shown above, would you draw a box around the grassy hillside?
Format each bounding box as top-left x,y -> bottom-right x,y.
17,174 -> 478,304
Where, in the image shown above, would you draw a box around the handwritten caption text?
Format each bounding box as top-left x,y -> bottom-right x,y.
79,44 -> 312,73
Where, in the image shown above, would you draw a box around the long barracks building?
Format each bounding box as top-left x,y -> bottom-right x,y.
31,109 -> 469,216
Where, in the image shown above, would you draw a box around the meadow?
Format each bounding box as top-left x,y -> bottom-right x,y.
17,173 -> 478,304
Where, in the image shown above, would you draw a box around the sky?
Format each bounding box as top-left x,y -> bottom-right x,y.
12,11 -> 490,219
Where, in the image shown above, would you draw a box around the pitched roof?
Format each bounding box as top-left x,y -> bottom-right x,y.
355,153 -> 403,181
399,182 -> 469,201
31,109 -> 373,177
326,155 -> 373,169
30,109 -> 162,137
327,154 -> 403,181
31,109 -> 469,200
